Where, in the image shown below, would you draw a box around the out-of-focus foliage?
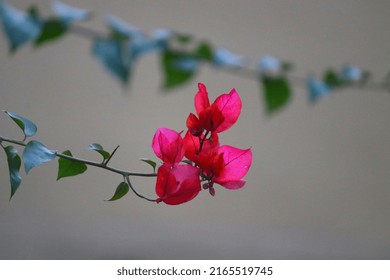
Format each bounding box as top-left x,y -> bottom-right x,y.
1,1 -> 384,115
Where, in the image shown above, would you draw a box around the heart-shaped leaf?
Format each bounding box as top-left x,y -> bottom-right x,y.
34,18 -> 68,46
3,145 -> 22,200
57,150 -> 87,180
261,76 -> 291,114
92,38 -> 131,84
0,1 -> 42,51
4,111 -> 37,138
194,41 -> 213,61
23,140 -> 56,173
324,69 -> 343,88
105,181 -> 129,201
161,50 -> 197,89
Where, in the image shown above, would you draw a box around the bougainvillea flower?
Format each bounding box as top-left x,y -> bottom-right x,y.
152,82 -> 251,205
156,163 -> 201,205
187,83 -> 242,134
152,127 -> 184,164
213,145 -> 252,189
199,145 -> 252,190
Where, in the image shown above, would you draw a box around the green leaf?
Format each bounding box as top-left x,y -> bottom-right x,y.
34,18 -> 68,46
3,145 -> 22,200
139,158 -> 157,172
261,76 -> 291,114
161,50 -> 197,89
174,33 -> 192,44
195,41 -> 213,61
4,111 -> 37,138
324,69 -> 343,88
0,1 -> 42,52
57,150 -> 87,180
87,143 -> 110,161
92,38 -> 131,84
23,140 -> 56,173
105,181 -> 129,201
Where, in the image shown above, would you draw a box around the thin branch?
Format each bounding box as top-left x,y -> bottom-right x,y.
212,63 -> 390,93
55,152 -> 156,177
125,175 -> 156,202
0,135 -> 157,201
69,24 -> 107,40
0,136 -> 25,147
0,136 -> 156,177
103,145 -> 120,166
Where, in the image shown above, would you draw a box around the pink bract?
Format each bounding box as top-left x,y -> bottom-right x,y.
215,145 -> 252,181
152,127 -> 184,164
213,88 -> 242,133
194,82 -> 210,115
188,83 -> 242,134
195,144 -> 252,190
156,163 -> 201,205
152,82 -> 251,205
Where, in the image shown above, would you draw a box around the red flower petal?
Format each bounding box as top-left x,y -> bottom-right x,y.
218,180 -> 246,190
213,88 -> 242,133
156,163 -> 179,198
199,151 -> 224,179
152,127 -> 184,164
156,163 -> 201,205
198,105 -> 224,132
214,145 -> 252,185
194,83 -> 210,115
186,113 -> 204,136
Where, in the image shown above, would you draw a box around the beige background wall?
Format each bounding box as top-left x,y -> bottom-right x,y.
0,0 -> 389,259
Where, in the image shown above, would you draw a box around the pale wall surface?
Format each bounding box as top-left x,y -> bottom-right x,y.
0,0 -> 389,259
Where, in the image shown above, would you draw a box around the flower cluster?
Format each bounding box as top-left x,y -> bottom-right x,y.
152,83 -> 252,205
